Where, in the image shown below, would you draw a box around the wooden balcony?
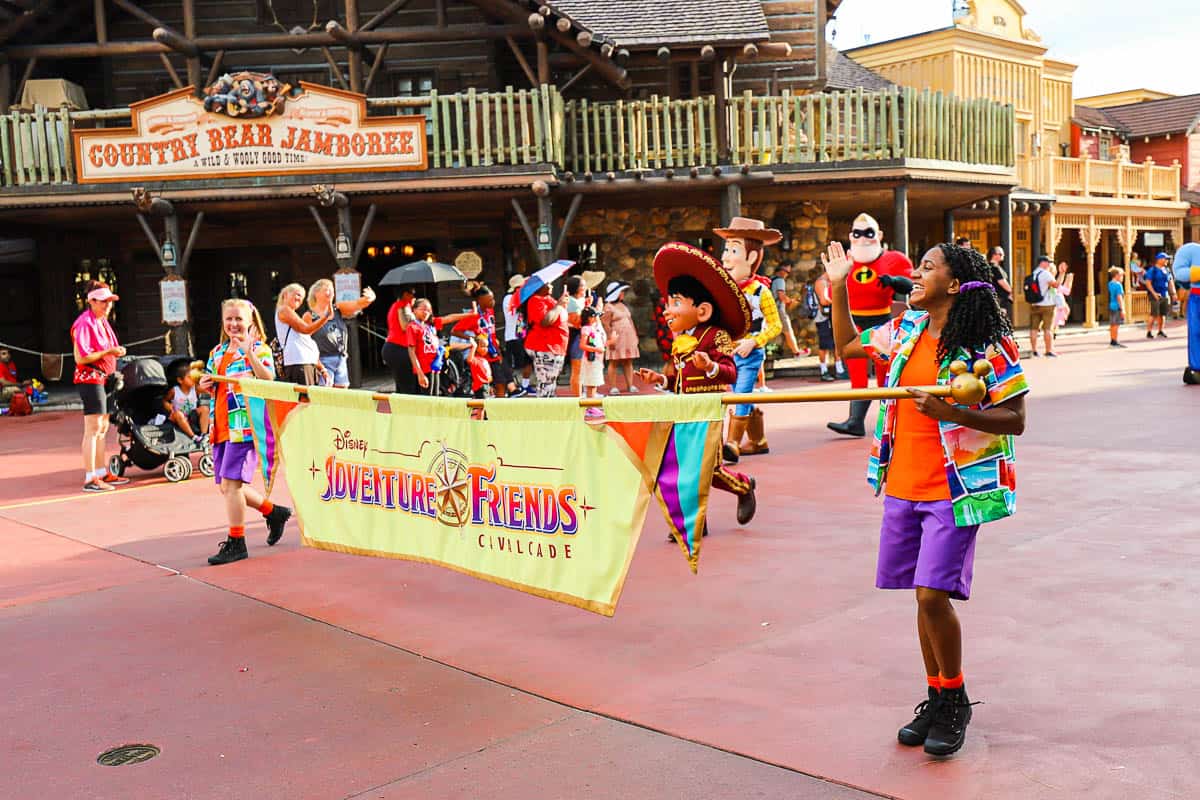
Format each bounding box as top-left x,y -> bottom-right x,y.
1045,154 -> 1180,202
0,85 -> 1016,189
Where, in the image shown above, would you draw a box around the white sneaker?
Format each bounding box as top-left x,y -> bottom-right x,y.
628,385 -> 639,393
609,387 -> 620,395
757,385 -> 774,393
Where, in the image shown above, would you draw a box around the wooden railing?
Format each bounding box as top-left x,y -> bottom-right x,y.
1047,155 -> 1180,201
2,85 -> 1016,188
726,87 -> 1014,167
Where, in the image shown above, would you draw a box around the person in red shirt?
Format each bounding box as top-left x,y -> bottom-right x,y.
828,213 -> 914,437
450,285 -> 514,397
406,299 -> 470,395
382,288 -> 418,394
522,283 -> 570,397
467,334 -> 493,398
0,348 -> 20,404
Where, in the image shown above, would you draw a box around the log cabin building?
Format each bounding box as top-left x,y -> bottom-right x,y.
0,0 -> 1021,384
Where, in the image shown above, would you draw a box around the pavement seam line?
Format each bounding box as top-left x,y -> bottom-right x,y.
176,573 -> 898,800
340,714 -> 580,799
0,478 -> 179,511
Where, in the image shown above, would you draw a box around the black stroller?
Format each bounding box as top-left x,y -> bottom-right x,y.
108,357 -> 213,482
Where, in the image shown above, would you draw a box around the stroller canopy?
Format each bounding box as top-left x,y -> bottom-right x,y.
116,357 -> 170,425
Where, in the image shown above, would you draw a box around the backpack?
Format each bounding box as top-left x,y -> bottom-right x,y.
1023,269 -> 1045,304
802,285 -> 821,319
8,390 -> 32,417
268,337 -> 286,374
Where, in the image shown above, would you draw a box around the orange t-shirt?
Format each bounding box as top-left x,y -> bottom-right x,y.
886,331 -> 951,501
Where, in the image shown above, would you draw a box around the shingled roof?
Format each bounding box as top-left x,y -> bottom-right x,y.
825,46 -> 894,91
1075,94 -> 1200,138
1102,94 -> 1200,138
542,0 -> 771,48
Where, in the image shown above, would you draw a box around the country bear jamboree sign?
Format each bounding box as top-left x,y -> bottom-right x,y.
72,78 -> 426,183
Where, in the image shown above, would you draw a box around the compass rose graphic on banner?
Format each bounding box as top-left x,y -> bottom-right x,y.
428,443 -> 471,527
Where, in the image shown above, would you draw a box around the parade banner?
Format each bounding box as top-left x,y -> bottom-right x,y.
240,381 -> 730,615
72,74 -> 426,184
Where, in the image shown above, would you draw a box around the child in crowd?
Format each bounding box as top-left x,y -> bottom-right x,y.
467,333 -> 493,399
163,361 -> 210,443
0,347 -> 23,403
198,299 -> 292,566
824,240 -> 1027,757
578,306 -> 607,418
1108,267 -> 1126,348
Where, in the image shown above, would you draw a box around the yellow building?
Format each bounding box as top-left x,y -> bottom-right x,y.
845,0 -> 1188,326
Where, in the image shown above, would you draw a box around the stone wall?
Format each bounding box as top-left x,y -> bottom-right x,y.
542,199 -> 831,360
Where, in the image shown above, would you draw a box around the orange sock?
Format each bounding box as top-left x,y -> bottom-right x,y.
927,675 -> 941,690
229,525 -> 245,539
940,672 -> 964,690
259,500 -> 274,516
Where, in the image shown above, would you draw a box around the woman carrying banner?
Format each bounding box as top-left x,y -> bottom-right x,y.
199,298 -> 293,566
824,240 -> 1027,757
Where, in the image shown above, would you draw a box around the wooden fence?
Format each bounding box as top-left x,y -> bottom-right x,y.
1,86 -> 1016,187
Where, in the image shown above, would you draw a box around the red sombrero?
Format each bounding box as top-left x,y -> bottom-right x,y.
653,242 -> 752,340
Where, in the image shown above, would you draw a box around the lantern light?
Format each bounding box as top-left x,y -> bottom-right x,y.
402,244 -> 415,257
366,246 -> 377,258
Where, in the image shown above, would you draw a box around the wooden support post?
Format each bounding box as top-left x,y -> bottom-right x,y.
943,208 -> 955,244
205,50 -> 224,86
536,38 -> 549,85
551,194 -> 582,261
510,198 -> 539,257
364,43 -> 388,94
713,59 -> 728,161
435,0 -> 446,28
182,0 -> 200,91
536,194 -> 554,266
893,183 -> 910,260
321,48 -> 349,91
999,191 -> 1013,284
0,59 -> 10,111
1030,208 -> 1042,259
93,0 -> 106,43
14,57 -> 37,104
345,0 -> 361,93
720,182 -> 741,227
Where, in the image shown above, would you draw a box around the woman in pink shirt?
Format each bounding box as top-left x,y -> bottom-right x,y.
71,282 -> 129,492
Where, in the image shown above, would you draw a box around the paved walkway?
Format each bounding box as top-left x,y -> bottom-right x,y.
2,322 -> 1195,799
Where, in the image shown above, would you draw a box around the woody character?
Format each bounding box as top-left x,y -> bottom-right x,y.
637,242 -> 758,528
827,212 -> 914,437
712,217 -> 783,463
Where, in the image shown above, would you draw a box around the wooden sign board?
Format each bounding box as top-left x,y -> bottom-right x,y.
73,82 -> 427,184
160,277 -> 189,326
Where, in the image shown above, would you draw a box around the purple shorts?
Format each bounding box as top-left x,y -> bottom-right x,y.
212,440 -> 256,485
876,496 -> 979,600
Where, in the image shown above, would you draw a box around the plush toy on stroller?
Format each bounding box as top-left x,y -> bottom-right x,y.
107,357 -> 213,482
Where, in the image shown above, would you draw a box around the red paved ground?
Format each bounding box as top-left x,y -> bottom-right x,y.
1,324 -> 1195,799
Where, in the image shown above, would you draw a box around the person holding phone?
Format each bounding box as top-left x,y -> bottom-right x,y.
275,283 -> 332,385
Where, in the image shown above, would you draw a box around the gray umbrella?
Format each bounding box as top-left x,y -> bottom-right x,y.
378,260 -> 466,286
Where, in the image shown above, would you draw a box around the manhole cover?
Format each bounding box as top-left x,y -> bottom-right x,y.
97,744 -> 160,766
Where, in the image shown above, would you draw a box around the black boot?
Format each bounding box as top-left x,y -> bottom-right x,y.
736,477 -> 757,525
265,504 -> 293,546
898,686 -> 940,746
827,399 -> 870,438
207,536 -> 248,566
924,686 -> 975,756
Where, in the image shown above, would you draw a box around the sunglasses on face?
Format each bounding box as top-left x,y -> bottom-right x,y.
850,228 -> 877,239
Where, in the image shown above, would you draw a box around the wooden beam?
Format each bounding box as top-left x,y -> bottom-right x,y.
110,0 -> 166,31
555,172 -> 772,195
360,0 -> 411,32
536,37 -> 548,84
363,42 -> 388,95
345,0 -> 361,94
352,203 -> 377,269
152,27 -> 200,58
551,193 -> 582,260
307,205 -> 340,262
0,59 -> 10,111
320,47 -> 349,91
92,0 -> 106,43
182,0 -> 200,91
13,57 -> 36,104
205,50 -> 224,86
505,35 -> 536,87
159,52 -> 183,89
510,198 -> 539,254
135,212 -> 161,257
6,24 -> 532,59
558,63 -> 589,94
180,211 -> 204,275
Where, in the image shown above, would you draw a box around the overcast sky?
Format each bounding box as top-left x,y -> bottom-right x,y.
829,0 -> 1199,98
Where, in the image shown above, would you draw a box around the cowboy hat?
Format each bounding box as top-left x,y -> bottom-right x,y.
507,274 -> 525,290
712,216 -> 782,246
581,270 -> 606,290
605,281 -> 630,303
652,242 -> 751,340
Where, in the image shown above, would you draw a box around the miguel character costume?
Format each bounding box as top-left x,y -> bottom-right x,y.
650,242 -> 757,527
828,212 -> 914,438
712,217 -> 783,462
1172,242 -> 1200,385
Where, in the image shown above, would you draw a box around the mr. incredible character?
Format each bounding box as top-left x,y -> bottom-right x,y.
827,213 -> 914,437
637,242 -> 758,528
1172,242 -> 1200,385
713,217 -> 783,463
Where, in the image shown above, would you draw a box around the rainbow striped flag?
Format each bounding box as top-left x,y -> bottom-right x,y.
239,378 -> 300,497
